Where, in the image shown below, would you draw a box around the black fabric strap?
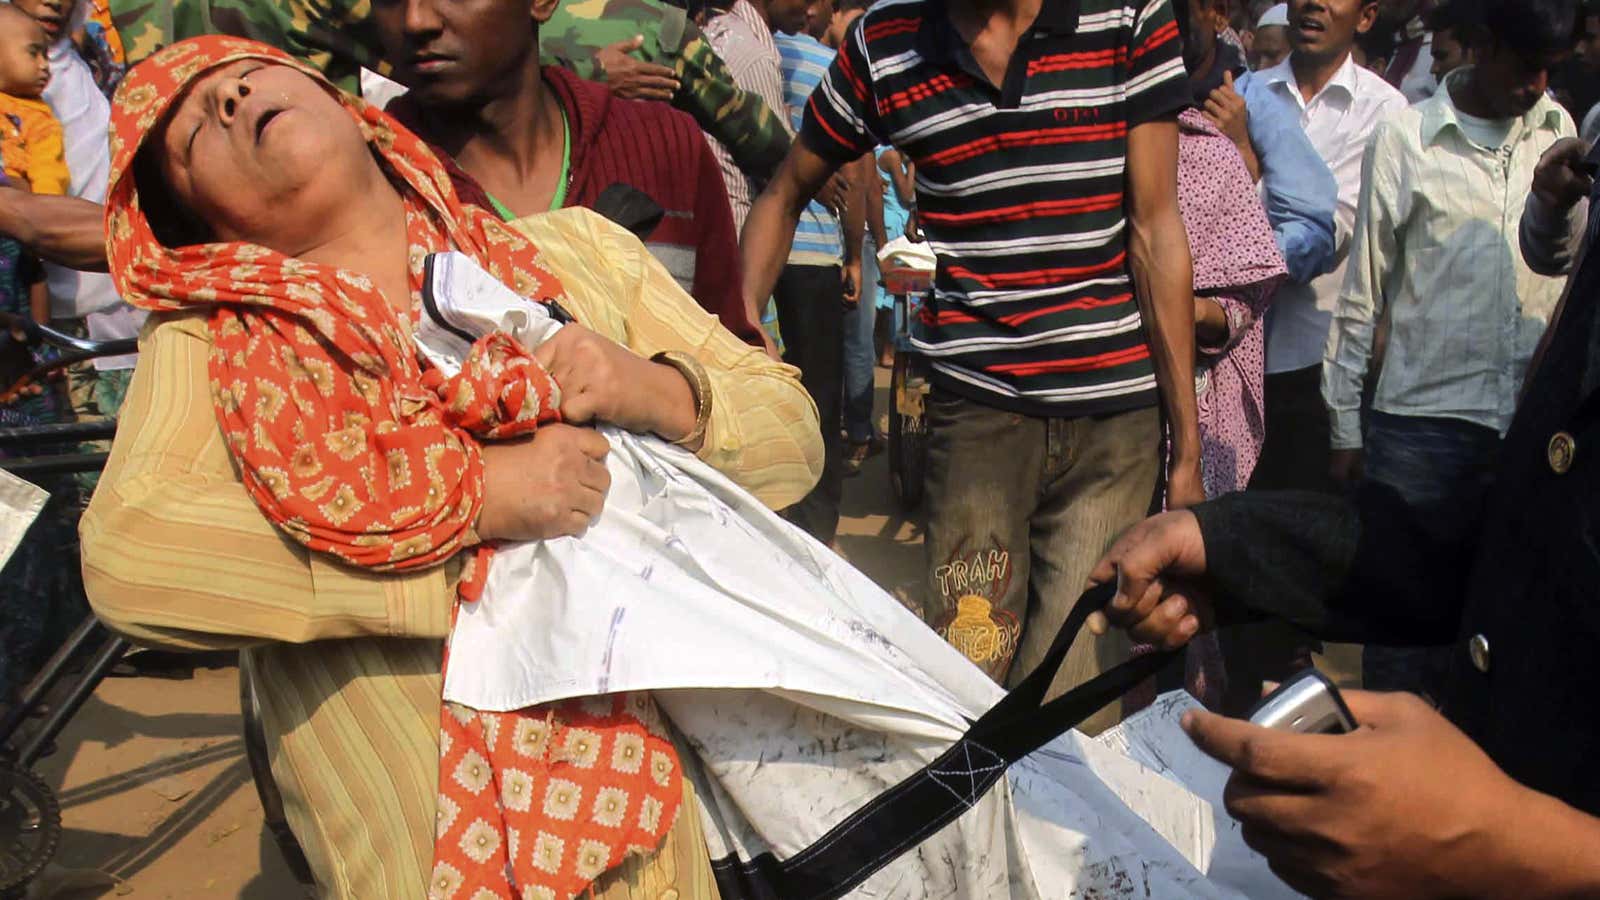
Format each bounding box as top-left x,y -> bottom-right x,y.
711,583 -> 1175,900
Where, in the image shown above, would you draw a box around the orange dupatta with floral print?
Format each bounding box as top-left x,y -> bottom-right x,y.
104,37 -> 682,899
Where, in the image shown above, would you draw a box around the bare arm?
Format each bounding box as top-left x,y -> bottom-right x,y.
740,141 -> 843,317
1126,118 -> 1202,509
0,187 -> 108,271
880,148 -> 916,207
865,154 -> 888,248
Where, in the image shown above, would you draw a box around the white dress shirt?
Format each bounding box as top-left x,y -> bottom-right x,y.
1256,53 -> 1408,375
41,33 -> 141,370
1322,69 -> 1574,450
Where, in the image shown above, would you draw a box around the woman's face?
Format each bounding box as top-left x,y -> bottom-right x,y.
154,60 -> 374,251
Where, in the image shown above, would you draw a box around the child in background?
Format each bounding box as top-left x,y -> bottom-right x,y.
0,5 -> 65,197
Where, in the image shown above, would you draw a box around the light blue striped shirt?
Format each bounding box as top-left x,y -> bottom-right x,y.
775,32 -> 842,267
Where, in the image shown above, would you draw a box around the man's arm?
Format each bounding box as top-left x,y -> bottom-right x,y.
1520,137 -> 1592,278
1229,76 -> 1339,283
1126,117 -> 1203,509
670,35 -> 792,181
741,141 -> 845,320
839,153 -> 871,304
865,155 -> 888,249
0,187 -> 108,271
1323,125 -> 1403,474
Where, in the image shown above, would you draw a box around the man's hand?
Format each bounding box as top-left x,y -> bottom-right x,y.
1085,510 -> 1209,648
476,425 -> 611,541
842,258 -> 862,307
1183,691 -> 1540,899
819,170 -> 852,219
1531,137 -> 1593,212
534,325 -> 698,441
1203,72 -> 1261,180
905,210 -> 922,243
1203,72 -> 1250,153
594,36 -> 681,101
1329,447 -> 1364,485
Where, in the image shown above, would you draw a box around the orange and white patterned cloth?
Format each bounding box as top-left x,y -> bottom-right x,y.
104,36 -> 681,899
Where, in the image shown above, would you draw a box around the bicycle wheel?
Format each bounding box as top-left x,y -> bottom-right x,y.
888,351 -> 928,510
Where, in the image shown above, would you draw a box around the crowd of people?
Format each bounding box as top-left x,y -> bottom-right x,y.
0,0 -> 1593,895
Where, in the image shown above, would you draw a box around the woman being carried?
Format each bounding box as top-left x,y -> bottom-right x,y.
90,36 -> 1291,900
88,36 -> 821,899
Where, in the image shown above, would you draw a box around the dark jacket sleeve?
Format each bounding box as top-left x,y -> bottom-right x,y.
689,131 -> 761,345
1192,483 -> 1475,645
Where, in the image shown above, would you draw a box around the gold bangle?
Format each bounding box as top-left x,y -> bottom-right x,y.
651,350 -> 712,448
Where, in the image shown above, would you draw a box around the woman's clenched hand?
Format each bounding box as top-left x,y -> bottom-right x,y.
534,325 -> 697,442
476,424 -> 611,541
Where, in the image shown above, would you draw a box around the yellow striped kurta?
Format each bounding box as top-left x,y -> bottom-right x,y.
80,208 -> 823,898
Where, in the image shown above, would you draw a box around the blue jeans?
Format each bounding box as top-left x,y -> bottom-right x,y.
842,239 -> 879,444
1360,410 -> 1500,696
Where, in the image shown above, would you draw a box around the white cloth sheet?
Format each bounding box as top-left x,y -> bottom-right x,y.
417,251 -> 1299,898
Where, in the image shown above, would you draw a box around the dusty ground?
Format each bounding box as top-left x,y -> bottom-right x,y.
23,374 -> 1356,898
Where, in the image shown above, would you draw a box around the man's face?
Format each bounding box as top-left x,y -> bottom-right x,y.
1476,40 -> 1562,119
7,0 -> 63,41
767,0 -> 808,34
372,0 -> 542,107
1429,26 -> 1470,81
1288,0 -> 1378,63
825,6 -> 863,48
1249,23 -> 1291,68
804,0 -> 834,41
1576,15 -> 1600,69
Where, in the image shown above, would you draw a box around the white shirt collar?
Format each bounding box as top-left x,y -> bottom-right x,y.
1262,51 -> 1359,110
1421,67 -> 1568,147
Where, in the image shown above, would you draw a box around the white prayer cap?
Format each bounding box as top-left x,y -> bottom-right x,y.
1257,3 -> 1289,27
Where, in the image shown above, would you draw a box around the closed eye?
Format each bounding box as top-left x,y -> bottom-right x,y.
185,64 -> 270,160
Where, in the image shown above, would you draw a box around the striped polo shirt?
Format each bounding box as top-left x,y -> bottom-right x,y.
802,0 -> 1189,415
776,32 -> 845,268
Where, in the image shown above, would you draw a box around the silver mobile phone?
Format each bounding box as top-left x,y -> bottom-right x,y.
1246,668 -> 1357,734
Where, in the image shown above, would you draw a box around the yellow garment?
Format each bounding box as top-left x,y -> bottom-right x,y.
0,94 -> 67,195
81,207 -> 822,898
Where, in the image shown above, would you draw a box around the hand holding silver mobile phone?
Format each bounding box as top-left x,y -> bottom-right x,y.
1246,668 -> 1357,734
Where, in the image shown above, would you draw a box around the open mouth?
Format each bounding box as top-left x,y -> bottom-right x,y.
34,14 -> 62,33
254,107 -> 285,142
1294,16 -> 1327,38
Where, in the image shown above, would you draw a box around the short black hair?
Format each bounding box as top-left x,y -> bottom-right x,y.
1424,0 -> 1484,31
837,0 -> 871,12
1356,22 -> 1397,61
1481,0 -> 1577,59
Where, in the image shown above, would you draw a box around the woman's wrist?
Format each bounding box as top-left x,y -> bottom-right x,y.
647,352 -> 711,449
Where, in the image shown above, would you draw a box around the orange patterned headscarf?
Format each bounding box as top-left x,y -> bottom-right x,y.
105,37 -> 682,899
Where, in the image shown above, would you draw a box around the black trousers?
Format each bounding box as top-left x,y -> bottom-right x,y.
774,264 -> 844,543
1223,364 -> 1335,715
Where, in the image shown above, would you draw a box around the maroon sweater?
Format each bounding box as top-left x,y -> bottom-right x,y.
392,67 -> 758,344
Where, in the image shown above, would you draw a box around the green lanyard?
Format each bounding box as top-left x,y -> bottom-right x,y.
486,107 -> 571,222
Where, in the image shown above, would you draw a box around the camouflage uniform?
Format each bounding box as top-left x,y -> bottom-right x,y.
542,0 -> 789,178
113,0 -> 384,92
111,0 -> 790,179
